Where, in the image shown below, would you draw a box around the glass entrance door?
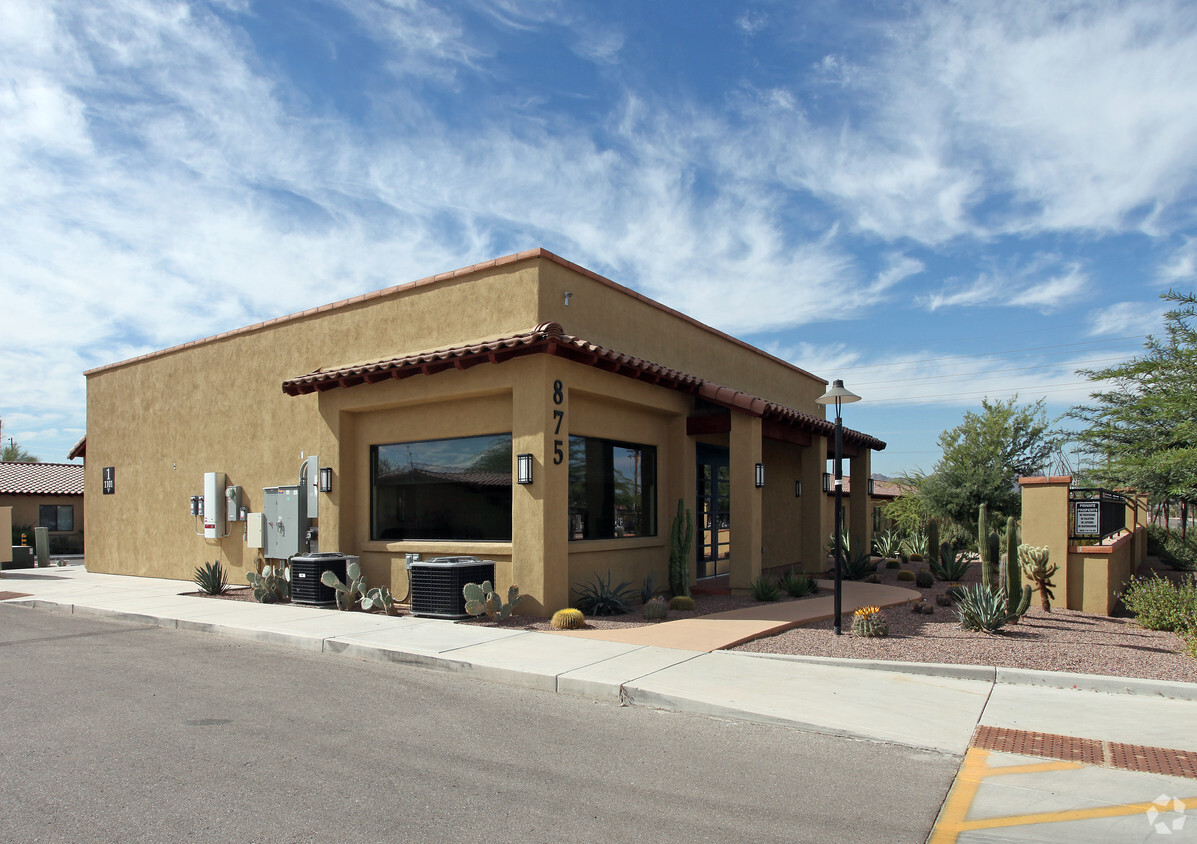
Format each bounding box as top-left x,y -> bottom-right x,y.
696,444 -> 730,579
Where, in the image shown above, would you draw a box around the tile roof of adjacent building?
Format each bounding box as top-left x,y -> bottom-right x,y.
81,248 -> 823,385
0,462 -> 86,496
282,322 -> 887,452
832,477 -> 909,498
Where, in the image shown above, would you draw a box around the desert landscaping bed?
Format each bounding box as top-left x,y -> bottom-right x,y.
191,554 -> 1197,684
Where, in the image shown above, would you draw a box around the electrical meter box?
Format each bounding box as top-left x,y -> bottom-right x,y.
262,485 -> 306,560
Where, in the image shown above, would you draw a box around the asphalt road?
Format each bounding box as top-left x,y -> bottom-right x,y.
0,604 -> 959,842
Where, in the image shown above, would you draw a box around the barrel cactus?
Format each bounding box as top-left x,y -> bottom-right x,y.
851,605 -> 889,637
643,595 -> 670,621
669,595 -> 696,611
550,608 -> 586,630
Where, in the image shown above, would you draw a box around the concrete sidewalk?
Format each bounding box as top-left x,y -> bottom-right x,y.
5,565 -> 1197,840
1,566 -> 1193,753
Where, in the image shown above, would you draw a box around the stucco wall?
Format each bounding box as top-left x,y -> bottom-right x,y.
0,494 -> 84,550
82,253 -> 849,612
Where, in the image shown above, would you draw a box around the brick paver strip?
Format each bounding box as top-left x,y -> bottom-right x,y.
0,591 -> 33,601
973,725 -> 1197,779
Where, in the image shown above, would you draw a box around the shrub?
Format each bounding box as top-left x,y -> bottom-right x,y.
750,575 -> 782,602
916,570 -> 935,588
1119,574 -> 1197,633
1148,525 -> 1197,572
896,570 -> 915,582
551,608 -> 586,629
669,595 -> 696,611
956,584 -> 1011,633
777,570 -> 816,598
193,560 -> 228,595
575,571 -> 635,616
851,605 -> 889,637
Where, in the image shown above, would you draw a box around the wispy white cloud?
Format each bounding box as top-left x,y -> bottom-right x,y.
921,259 -> 1087,312
1087,301 -> 1164,337
1158,238 -> 1197,285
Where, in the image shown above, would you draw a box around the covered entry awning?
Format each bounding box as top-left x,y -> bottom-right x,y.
281,321 -> 885,453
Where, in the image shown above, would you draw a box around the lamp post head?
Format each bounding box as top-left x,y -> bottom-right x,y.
816,379 -> 861,406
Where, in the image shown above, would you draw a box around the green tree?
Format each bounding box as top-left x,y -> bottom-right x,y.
1070,291 -> 1197,503
920,397 -> 1064,532
1,425 -> 40,462
878,471 -> 929,536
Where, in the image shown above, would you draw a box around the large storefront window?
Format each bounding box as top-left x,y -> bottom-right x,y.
568,436 -> 657,540
371,434 -> 512,541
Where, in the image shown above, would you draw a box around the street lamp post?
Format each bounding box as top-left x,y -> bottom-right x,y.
816,379 -> 861,635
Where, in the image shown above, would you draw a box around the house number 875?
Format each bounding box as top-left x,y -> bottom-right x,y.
552,380 -> 564,464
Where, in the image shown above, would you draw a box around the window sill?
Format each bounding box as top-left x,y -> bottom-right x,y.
568,535 -> 663,553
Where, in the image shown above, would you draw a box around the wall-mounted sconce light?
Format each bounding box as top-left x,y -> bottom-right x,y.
319,467 -> 333,493
794,480 -> 802,498
868,478 -> 876,496
755,462 -> 765,488
517,453 -> 534,485
822,472 -> 831,493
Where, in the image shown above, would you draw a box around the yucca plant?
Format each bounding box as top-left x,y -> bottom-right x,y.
956,584 -> 1012,633
826,529 -> 851,557
574,571 -> 636,616
902,528 -> 928,561
193,560 -> 228,595
928,542 -> 972,582
749,575 -> 782,601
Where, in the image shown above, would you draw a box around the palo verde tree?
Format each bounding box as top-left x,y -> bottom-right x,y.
0,418 -> 40,463
919,397 -> 1064,534
1069,291 -> 1197,506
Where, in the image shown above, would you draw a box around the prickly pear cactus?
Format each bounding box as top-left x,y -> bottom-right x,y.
462,581 -> 525,621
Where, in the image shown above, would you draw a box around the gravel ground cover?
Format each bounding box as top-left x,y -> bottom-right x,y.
192,555 -> 1197,683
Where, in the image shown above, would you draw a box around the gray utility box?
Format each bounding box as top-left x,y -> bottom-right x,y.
291,552 -> 356,606
262,485 -> 306,560
409,556 -> 496,619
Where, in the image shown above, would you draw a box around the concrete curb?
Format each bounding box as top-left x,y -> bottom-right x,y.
734,651 -> 1197,701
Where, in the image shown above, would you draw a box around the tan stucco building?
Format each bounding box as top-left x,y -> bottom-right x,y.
80,249 -> 884,614
0,461 -> 85,554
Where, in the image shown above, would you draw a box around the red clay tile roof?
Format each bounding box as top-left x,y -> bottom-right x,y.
67,436 -> 86,460
0,462 -> 85,496
282,323 -> 887,452
832,477 -> 909,498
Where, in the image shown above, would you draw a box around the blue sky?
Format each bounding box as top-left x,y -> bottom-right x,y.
2,0 -> 1195,476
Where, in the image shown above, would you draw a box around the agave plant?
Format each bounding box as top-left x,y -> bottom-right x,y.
956,584 -> 1012,633
749,575 -> 782,601
872,529 -> 903,560
839,548 -> 878,581
928,542 -> 972,582
574,571 -> 636,616
193,560 -> 228,595
777,569 -> 816,598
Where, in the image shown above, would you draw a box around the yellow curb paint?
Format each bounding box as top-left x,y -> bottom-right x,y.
981,759 -> 1084,777
956,797 -> 1197,832
929,748 -> 990,844
931,746 -> 1197,842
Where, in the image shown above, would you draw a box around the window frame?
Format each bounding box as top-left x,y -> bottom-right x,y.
369,433 -> 513,543
567,434 -> 658,541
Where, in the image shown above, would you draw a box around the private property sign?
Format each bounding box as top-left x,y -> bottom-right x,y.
1074,500 -> 1100,537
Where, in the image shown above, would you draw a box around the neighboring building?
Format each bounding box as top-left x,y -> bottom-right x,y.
0,461 -> 85,553
79,249 -> 884,614
819,476 -> 905,555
